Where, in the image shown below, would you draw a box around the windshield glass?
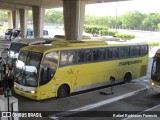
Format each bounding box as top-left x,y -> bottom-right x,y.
5,29 -> 12,35
12,30 -> 20,37
15,51 -> 42,87
151,53 -> 160,82
18,50 -> 29,63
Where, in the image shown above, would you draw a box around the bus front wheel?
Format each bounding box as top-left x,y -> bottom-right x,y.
57,85 -> 69,98
124,73 -> 132,83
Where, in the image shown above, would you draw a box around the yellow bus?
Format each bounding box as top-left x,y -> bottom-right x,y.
150,48 -> 160,92
14,40 -> 148,100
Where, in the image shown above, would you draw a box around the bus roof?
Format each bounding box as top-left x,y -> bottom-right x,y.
11,38 -> 57,45
54,35 -> 91,40
21,40 -> 148,54
51,40 -> 108,46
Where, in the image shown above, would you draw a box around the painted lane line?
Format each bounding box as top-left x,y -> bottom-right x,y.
49,87 -> 148,119
123,104 -> 160,120
143,104 -> 160,112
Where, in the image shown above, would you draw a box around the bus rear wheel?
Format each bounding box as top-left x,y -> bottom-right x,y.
57,85 -> 69,98
124,73 -> 132,83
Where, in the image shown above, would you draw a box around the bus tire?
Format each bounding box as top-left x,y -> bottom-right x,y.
124,72 -> 132,83
57,85 -> 69,98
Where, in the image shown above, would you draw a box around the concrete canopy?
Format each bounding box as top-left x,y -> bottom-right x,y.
0,0 -> 129,40
0,0 -> 128,9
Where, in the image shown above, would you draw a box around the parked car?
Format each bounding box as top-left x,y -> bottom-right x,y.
4,28 -> 49,40
5,29 -> 20,40
26,29 -> 49,39
11,29 -> 21,40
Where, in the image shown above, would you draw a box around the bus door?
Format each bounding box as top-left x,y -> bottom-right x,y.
39,51 -> 58,99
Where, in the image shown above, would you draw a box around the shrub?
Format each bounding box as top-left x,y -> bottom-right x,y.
148,42 -> 160,51
0,23 -> 3,29
115,33 -> 135,40
84,25 -> 135,41
107,30 -> 118,36
84,25 -> 108,36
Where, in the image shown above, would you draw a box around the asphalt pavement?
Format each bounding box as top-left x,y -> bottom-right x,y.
9,81 -> 149,119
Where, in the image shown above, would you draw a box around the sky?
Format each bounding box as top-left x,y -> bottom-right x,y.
85,0 -> 160,17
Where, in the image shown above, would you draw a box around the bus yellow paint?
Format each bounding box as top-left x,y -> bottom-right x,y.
14,40 -> 148,100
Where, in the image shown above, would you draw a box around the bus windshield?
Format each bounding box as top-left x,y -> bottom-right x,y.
151,54 -> 160,82
15,51 -> 42,87
8,43 -> 28,62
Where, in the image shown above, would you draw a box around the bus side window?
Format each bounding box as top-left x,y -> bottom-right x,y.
93,49 -> 99,61
99,49 -> 105,60
77,49 -> 91,63
130,46 -> 140,57
93,48 -> 105,61
119,47 -> 129,58
140,45 -> 148,55
60,51 -> 76,66
108,48 -> 118,59
85,50 -> 91,62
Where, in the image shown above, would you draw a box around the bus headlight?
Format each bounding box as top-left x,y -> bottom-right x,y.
151,82 -> 155,86
30,91 -> 36,94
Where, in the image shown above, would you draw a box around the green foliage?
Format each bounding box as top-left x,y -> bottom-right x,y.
99,30 -> 108,36
84,25 -> 135,40
0,23 -> 3,29
84,25 -> 108,36
142,13 -> 160,30
119,11 -> 144,29
115,33 -> 135,40
107,30 -> 118,36
85,11 -> 160,31
99,30 -> 118,36
85,16 -> 117,27
28,10 -> 32,21
148,42 -> 160,51
0,11 -> 7,22
45,10 -> 63,24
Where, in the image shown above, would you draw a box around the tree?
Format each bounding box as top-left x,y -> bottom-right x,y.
142,13 -> 160,30
27,10 -> 32,21
119,11 -> 144,29
45,10 -> 63,24
0,11 -> 7,22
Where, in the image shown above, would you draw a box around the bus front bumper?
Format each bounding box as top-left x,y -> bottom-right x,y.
150,82 -> 160,93
14,87 -> 40,100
